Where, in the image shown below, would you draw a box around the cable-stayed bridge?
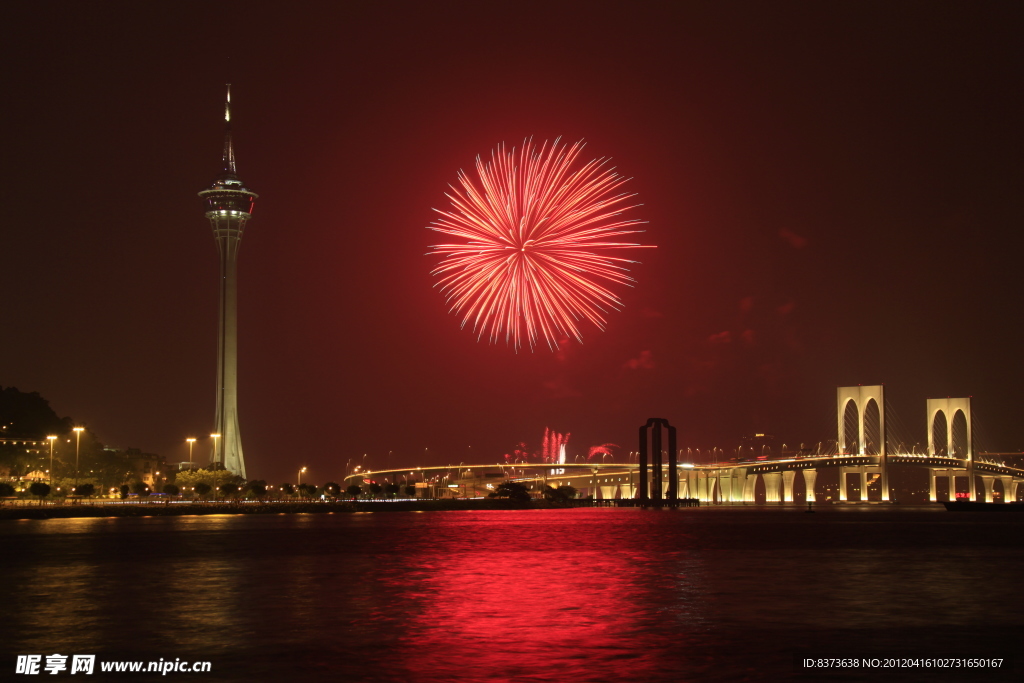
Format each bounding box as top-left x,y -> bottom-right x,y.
351,386 -> 1024,504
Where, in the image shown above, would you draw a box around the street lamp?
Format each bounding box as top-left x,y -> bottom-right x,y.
73,427 -> 84,495
47,435 -> 57,487
186,438 -> 196,469
298,467 -> 307,485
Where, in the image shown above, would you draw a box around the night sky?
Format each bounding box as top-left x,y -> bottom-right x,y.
3,1 -> 1022,484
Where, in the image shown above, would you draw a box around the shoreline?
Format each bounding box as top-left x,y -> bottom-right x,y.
0,499 -> 961,520
0,499 -> 546,519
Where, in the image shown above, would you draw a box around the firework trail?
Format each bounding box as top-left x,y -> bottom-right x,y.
428,139 -> 651,350
588,443 -> 619,461
542,428 -> 570,463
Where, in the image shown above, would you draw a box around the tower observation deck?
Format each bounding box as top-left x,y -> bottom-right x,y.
198,85 -> 256,478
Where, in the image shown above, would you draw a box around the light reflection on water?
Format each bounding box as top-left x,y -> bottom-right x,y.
2,508 -> 1021,681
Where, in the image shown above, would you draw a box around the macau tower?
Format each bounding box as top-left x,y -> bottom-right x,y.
198,85 -> 256,478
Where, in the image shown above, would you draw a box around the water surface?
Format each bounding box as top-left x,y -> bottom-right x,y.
2,507 -> 1019,681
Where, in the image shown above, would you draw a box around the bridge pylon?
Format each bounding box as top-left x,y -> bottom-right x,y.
638,418 -> 678,505
926,397 -> 976,502
837,386 -> 890,501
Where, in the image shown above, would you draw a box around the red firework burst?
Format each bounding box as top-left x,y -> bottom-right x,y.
428,139 -> 651,350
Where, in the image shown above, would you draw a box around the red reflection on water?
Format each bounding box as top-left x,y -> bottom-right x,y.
387,511 -> 700,682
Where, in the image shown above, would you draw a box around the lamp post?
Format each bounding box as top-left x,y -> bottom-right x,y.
73,427 -> 84,495
186,438 -> 196,470
298,466 -> 307,486
47,435 -> 56,487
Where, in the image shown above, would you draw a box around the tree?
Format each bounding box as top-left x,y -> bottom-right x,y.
0,482 -> 15,498
119,484 -> 130,499
279,483 -> 295,498
383,483 -> 400,498
219,483 -> 239,499
346,484 -> 362,499
403,484 -> 416,498
322,481 -> 341,498
489,481 -> 531,502
176,467 -> 243,493
297,483 -> 316,499
194,482 -> 211,499
29,481 -> 51,505
162,484 -> 179,496
76,483 -> 96,498
543,484 -> 577,504
132,481 -> 150,497
83,445 -> 139,491
367,482 -> 382,498
246,482 -> 267,500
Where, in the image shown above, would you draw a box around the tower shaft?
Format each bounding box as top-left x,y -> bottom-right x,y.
212,214 -> 246,477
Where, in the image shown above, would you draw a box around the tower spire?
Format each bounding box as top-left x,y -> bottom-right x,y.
223,84 -> 237,177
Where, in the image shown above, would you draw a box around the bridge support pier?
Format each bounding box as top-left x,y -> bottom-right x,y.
696,472 -> 708,502
948,472 -> 957,502
999,476 -> 1013,503
743,474 -> 757,503
859,467 -> 869,501
718,471 -> 733,503
707,474 -> 718,503
764,472 -> 782,503
979,476 -> 994,503
1011,479 -> 1020,502
731,469 -> 745,503
782,470 -> 795,502
803,469 -> 817,502
724,469 -> 744,504
838,467 -> 848,501
928,470 -> 938,502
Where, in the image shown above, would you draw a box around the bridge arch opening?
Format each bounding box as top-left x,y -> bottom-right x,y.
931,411 -> 949,456
863,399 -> 881,455
753,474 -> 766,504
991,477 -> 1005,502
842,400 -> 860,454
950,410 -> 968,458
